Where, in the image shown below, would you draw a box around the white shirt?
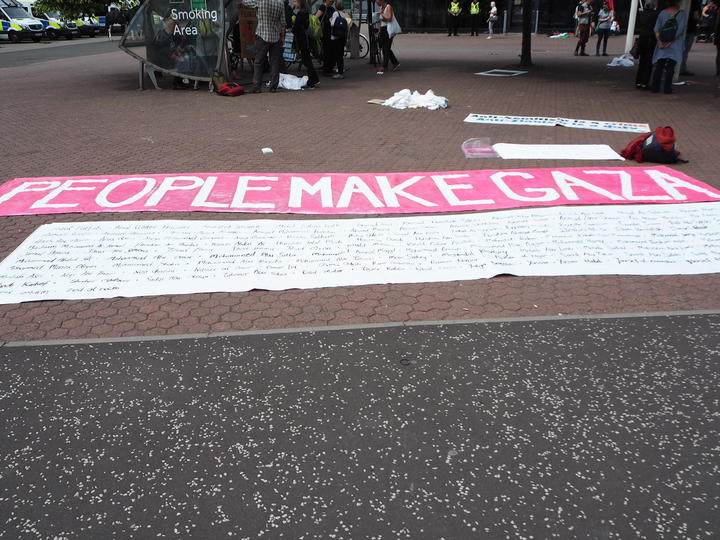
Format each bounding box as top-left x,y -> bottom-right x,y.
380,4 -> 391,27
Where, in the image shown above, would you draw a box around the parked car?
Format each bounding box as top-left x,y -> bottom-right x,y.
0,0 -> 43,42
24,5 -> 80,40
74,15 -> 103,37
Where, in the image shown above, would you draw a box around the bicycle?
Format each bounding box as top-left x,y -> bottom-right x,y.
344,32 -> 369,58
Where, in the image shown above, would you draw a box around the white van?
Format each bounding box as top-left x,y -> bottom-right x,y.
20,1 -> 79,39
0,0 -> 43,42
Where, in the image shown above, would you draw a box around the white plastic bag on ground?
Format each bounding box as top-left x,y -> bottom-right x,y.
607,54 -> 635,67
381,89 -> 448,110
278,73 -> 309,90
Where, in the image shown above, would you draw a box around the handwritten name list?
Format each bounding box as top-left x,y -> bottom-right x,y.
1,202 -> 719,304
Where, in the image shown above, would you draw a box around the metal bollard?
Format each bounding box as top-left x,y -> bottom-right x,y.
534,10 -> 539,33
503,10 -> 508,34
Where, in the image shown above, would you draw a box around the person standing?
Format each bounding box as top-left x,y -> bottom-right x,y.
680,0 -> 701,75
328,1 -> 348,79
376,0 -> 399,74
448,0 -> 462,36
699,0 -> 717,41
595,0 -> 613,55
635,0 -> 659,89
574,0 -> 593,55
469,0 -> 481,36
292,0 -> 319,88
487,1 -> 498,38
316,0 -> 335,76
243,0 -> 286,93
650,0 -> 686,94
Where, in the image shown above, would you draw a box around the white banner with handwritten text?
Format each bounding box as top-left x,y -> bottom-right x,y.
0,202 -> 719,304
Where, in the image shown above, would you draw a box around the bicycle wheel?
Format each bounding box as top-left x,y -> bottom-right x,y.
358,33 -> 369,59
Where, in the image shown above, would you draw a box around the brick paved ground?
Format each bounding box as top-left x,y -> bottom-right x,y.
1,33 -> 719,341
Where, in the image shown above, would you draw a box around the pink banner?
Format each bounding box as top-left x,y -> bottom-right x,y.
0,166 -> 718,216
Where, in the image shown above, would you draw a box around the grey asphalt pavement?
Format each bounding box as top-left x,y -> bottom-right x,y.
1,313 -> 718,538
0,39 -> 118,68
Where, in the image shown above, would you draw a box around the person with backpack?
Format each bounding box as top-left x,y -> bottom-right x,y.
634,0 -> 659,89
315,0 -> 335,76
327,0 -> 348,78
574,0 -> 593,56
595,0 -> 613,56
469,0 -> 481,36
292,0 -> 319,88
376,0 -> 400,75
650,0 -> 687,94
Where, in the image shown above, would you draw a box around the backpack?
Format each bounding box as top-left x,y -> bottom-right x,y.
308,13 -> 322,42
620,126 -> 687,164
331,13 -> 348,39
658,12 -> 678,43
217,82 -> 245,96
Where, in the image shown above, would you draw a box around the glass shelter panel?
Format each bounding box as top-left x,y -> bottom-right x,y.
120,0 -> 224,81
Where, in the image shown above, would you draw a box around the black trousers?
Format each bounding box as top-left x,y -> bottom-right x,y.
328,37 -> 346,73
296,35 -> 318,86
651,58 -> 676,93
635,36 -> 656,87
595,28 -> 610,54
321,37 -> 333,73
253,35 -> 282,90
379,27 -> 398,69
469,14 -> 480,35
448,15 -> 460,35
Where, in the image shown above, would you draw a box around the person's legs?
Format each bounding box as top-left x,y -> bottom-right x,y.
322,37 -> 333,73
299,40 -> 318,86
601,29 -> 609,54
252,36 -> 270,91
386,35 -> 398,66
381,29 -> 391,69
635,37 -> 655,87
650,59 -> 664,92
580,25 -> 589,54
333,38 -> 345,76
268,39 -> 282,90
662,58 -> 676,93
488,19 -> 493,37
575,24 -> 587,54
596,29 -> 602,54
680,33 -> 696,73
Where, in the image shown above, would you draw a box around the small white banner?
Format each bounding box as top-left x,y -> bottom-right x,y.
464,114 -> 651,133
492,144 -> 624,160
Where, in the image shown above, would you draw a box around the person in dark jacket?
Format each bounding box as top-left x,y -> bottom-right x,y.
635,0 -> 659,89
316,0 -> 335,75
293,0 -> 319,87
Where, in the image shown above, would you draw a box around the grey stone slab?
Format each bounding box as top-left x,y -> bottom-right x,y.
1,314 -> 718,538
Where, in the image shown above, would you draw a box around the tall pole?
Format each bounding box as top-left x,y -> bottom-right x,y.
520,0 -> 533,66
624,0 -> 640,53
